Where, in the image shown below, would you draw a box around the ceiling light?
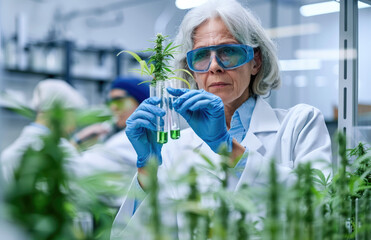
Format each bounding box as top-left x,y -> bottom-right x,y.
300,1 -> 370,17
175,0 -> 210,9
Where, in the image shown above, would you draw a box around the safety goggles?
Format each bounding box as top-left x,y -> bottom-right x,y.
106,96 -> 134,110
186,44 -> 254,73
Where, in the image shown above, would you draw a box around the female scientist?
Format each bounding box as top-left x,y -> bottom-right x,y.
111,0 -> 332,238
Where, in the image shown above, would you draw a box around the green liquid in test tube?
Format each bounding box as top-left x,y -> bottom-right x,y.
170,129 -> 180,139
157,131 -> 168,144
168,79 -> 181,140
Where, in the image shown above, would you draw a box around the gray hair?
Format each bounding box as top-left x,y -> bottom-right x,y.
173,0 -> 280,95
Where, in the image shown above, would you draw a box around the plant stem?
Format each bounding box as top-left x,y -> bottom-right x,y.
147,158 -> 162,240
187,167 -> 199,240
337,133 -> 350,239
303,163 -> 314,240
267,160 -> 280,240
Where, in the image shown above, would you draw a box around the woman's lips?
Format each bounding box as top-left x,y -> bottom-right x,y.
209,82 -> 230,88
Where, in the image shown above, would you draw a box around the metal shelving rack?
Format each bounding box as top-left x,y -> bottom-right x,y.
3,39 -> 150,94
4,40 -> 124,86
338,0 -> 370,148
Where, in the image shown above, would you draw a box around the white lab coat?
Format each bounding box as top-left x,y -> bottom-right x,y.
0,124 -> 84,182
111,96 -> 332,239
79,131 -> 138,206
80,130 -> 137,175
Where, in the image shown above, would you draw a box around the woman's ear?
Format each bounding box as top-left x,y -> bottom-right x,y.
251,48 -> 262,76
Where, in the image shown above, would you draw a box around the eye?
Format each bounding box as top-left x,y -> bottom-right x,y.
219,47 -> 237,56
193,49 -> 210,62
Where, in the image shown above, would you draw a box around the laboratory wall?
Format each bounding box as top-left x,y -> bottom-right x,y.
0,0 -> 187,151
0,0 -> 371,152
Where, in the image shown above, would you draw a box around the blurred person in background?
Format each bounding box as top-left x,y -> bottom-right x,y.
74,77 -> 149,147
75,77 -> 149,189
0,79 -> 87,182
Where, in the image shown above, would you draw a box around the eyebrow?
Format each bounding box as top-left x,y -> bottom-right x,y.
193,41 -> 240,49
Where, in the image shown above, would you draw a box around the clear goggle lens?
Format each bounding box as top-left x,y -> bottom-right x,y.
186,44 -> 254,72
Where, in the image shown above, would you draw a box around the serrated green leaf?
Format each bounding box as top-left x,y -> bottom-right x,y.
169,76 -> 191,89
312,169 -> 326,185
174,68 -> 194,79
164,42 -> 173,52
117,50 -> 142,63
139,60 -> 150,76
140,48 -> 155,53
168,45 -> 181,52
76,108 -> 112,127
5,106 -> 36,119
150,64 -> 155,74
128,69 -> 143,74
138,80 -> 152,85
193,150 -> 216,169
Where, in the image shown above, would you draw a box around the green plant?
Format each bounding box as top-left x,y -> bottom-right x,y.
5,104 -> 76,240
3,99 -> 371,240
126,131 -> 371,240
3,104 -> 129,240
117,33 -> 192,88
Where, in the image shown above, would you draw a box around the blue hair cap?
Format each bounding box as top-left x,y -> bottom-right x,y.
110,77 -> 149,104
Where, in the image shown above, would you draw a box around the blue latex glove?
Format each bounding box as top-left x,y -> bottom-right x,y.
125,97 -> 165,168
167,88 -> 232,153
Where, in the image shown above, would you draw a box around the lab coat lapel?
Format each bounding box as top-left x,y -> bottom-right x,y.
249,96 -> 280,134
241,96 -> 280,153
235,97 -> 281,190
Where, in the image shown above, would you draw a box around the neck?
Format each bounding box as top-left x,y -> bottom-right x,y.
224,94 -> 250,130
224,107 -> 235,130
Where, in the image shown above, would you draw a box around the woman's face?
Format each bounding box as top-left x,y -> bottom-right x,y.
192,17 -> 260,108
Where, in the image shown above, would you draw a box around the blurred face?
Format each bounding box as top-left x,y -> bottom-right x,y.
192,17 -> 260,109
108,89 -> 139,128
63,110 -> 78,135
38,109 -> 77,137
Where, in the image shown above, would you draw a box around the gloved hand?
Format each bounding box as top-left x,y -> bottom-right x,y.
125,97 -> 165,168
167,88 -> 232,153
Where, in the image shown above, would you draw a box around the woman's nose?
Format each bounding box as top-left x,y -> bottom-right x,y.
208,54 -> 224,73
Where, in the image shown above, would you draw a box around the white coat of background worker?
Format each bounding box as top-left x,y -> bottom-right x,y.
111,0 -> 333,239
76,77 -> 149,180
0,79 -> 87,182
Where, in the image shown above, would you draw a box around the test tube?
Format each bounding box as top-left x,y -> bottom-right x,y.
150,81 -> 168,144
168,79 -> 181,139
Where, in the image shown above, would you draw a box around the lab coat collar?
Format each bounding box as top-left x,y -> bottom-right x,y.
240,96 -> 280,154
249,96 -> 280,134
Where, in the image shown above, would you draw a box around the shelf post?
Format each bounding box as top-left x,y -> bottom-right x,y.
0,0 -> 3,154
338,0 -> 359,149
115,48 -> 122,77
64,40 -> 73,85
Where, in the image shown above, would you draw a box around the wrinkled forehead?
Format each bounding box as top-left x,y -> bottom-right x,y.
192,17 -> 239,49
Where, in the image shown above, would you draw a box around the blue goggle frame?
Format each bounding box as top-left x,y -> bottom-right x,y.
186,44 -> 254,73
